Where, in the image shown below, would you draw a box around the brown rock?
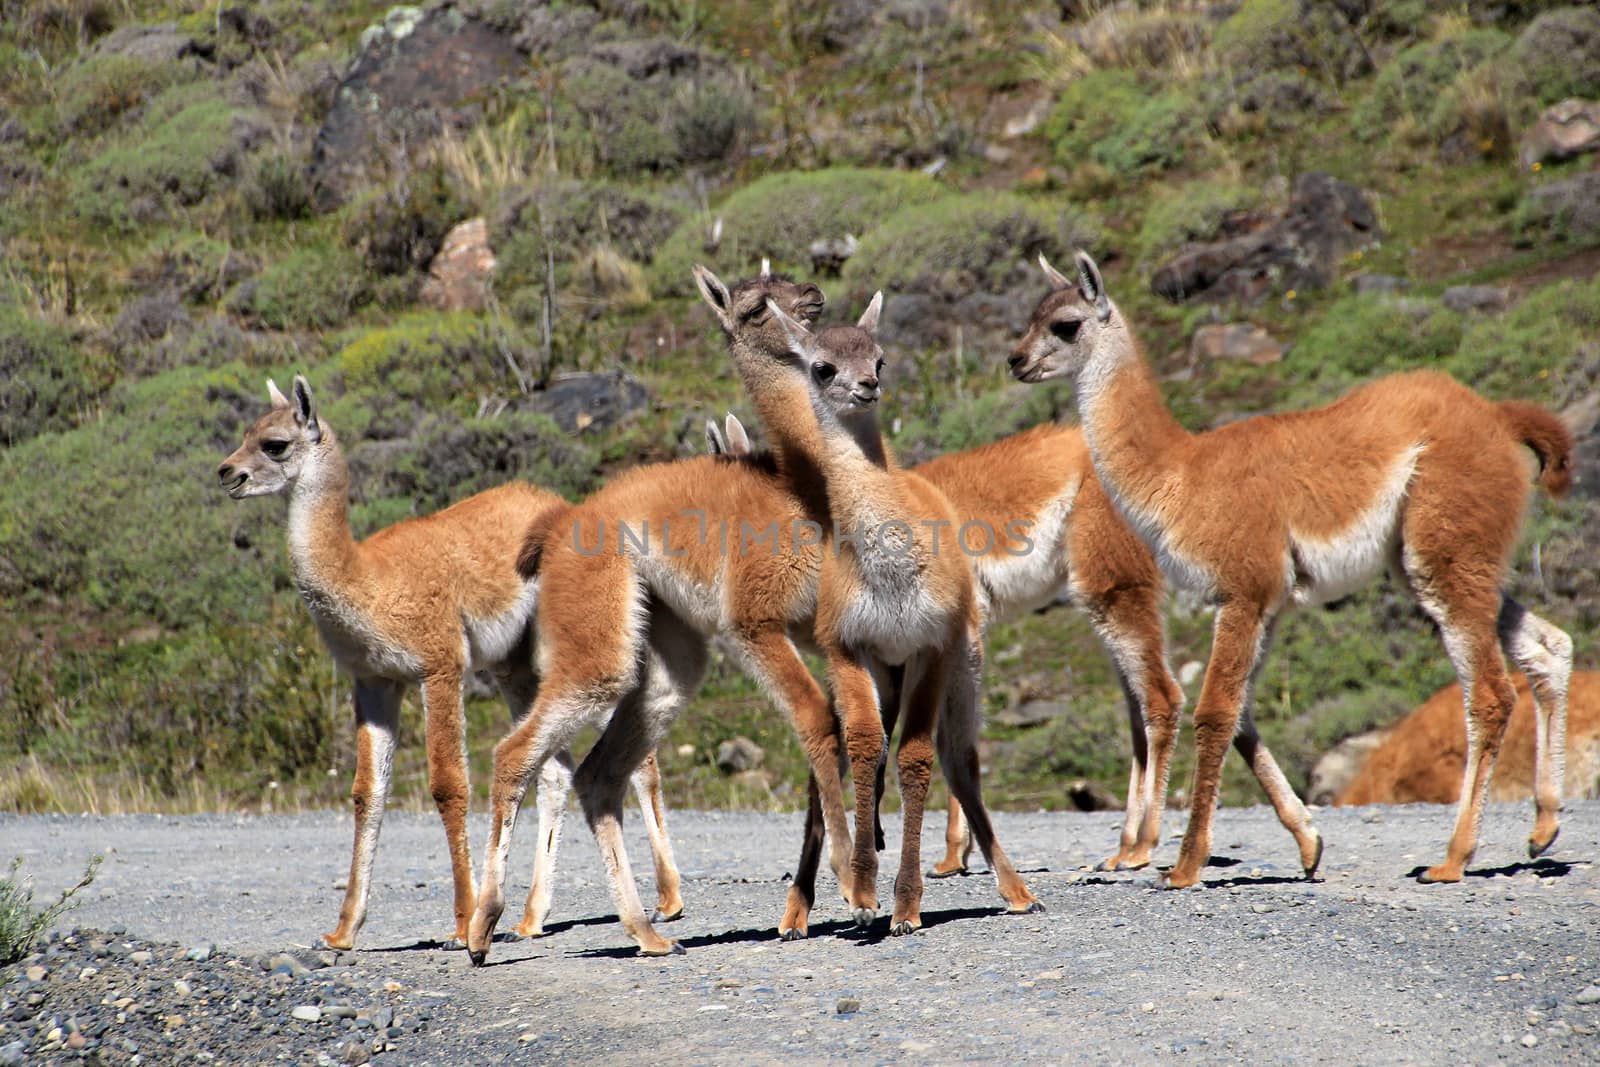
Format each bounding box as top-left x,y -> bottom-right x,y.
1190,323 -> 1285,366
419,217 -> 495,312
1520,98 -> 1600,168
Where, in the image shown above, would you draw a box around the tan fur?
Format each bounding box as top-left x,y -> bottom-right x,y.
1010,252 -> 1574,887
1339,672 -> 1600,806
758,294 -> 1041,935
219,379 -> 681,949
466,273 -> 857,962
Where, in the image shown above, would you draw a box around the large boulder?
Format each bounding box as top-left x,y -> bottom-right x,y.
1519,98 -> 1600,167
419,217 -> 495,312
92,21 -> 200,62
524,371 -> 649,434
1521,170 -> 1600,243
1334,672 -> 1600,807
310,5 -> 523,209
1151,173 -> 1379,303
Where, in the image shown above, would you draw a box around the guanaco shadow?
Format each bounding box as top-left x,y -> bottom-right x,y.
1407,857 -> 1577,881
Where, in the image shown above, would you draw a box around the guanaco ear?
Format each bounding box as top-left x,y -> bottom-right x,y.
291,374 -> 322,443
856,291 -> 883,335
1075,250 -> 1111,323
692,264 -> 735,332
724,412 -> 751,456
266,378 -> 290,409
765,297 -> 813,357
760,257 -> 771,280
1038,252 -> 1074,293
704,418 -> 727,455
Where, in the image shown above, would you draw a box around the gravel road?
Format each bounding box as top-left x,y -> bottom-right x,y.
4,801 -> 1599,1064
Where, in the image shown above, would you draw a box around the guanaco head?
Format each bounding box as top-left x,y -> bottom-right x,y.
705,412 -> 753,457
1008,251 -> 1113,384
690,261 -> 826,358
766,292 -> 886,421
217,375 -> 325,498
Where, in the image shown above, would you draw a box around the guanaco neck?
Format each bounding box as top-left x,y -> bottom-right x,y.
1075,307 -> 1195,523
285,429 -> 363,599
727,338 -> 832,513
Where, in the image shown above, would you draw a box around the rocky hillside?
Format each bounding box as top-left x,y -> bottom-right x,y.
1,0 -> 1597,816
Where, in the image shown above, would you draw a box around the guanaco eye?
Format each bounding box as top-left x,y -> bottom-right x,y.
262,440 -> 290,459
812,362 -> 837,384
1051,319 -> 1082,343
874,359 -> 885,375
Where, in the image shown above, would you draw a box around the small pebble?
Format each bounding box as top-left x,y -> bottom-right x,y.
341,1041 -> 371,1064
291,1005 -> 323,1023
1521,1034 -> 1538,1048
1574,985 -> 1600,1006
836,997 -> 860,1015
173,979 -> 192,996
129,951 -> 153,965
186,943 -> 214,962
24,966 -> 46,983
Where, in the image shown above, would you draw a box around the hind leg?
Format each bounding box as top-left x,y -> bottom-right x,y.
889,654 -> 941,934
514,750 -> 575,939
936,629 -> 1040,914
929,797 -> 971,877
874,665 -> 905,854
1498,598 -> 1572,858
632,751 -> 685,922
1406,560 -> 1518,883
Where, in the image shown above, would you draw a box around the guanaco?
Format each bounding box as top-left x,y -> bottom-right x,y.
218,378 -> 681,949
755,291 -> 1042,933
466,272 -> 865,962
1008,251 -> 1574,887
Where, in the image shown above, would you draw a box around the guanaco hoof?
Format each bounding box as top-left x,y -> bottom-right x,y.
890,920 -> 918,936
467,949 -> 488,967
926,864 -> 966,879
1416,865 -> 1462,885
779,928 -> 807,942
1304,833 -> 1326,879
652,907 -> 685,923
505,928 -> 534,942
850,906 -> 878,928
440,937 -> 466,952
640,941 -> 686,957
1015,900 -> 1046,915
1529,828 -> 1559,859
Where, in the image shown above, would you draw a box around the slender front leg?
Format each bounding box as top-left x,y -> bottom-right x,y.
890,655 -> 942,935
515,750 -> 575,938
829,648 -> 885,926
419,671 -> 475,946
323,680 -> 403,950
632,750 -> 685,922
1167,601 -> 1269,889
874,664 -> 905,853
782,772 -> 829,940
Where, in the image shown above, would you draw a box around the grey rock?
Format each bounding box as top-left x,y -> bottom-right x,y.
993,701 -> 1069,728
1352,273 -> 1409,296
1308,729 -> 1389,807
523,372 -> 650,435
291,1004 -> 323,1022
185,942 -> 214,962
342,1040 -> 372,1064
128,951 -> 153,965
1152,173 -> 1380,304
1441,285 -> 1510,314
269,954 -> 311,979
1189,323 -> 1285,366
1520,98 -> 1600,168
1574,985 -> 1600,1005
92,22 -> 198,63
716,736 -> 764,774
1523,171 -> 1600,242
836,997 -> 861,1015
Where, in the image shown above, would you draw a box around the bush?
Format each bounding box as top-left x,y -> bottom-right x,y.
246,243 -> 368,331
1044,70 -> 1203,178
0,856 -> 99,964
72,86 -> 261,230
55,53 -> 186,135
243,151 -> 313,221
1134,180 -> 1259,268
1212,0 -> 1368,86
1278,294 -> 1464,406
0,304 -> 109,446
650,167 -> 946,297
342,164 -> 469,277
1506,6 -> 1600,108
334,312 -> 531,414
1444,274 -> 1600,407
130,231 -> 254,306
1353,29 -> 1511,133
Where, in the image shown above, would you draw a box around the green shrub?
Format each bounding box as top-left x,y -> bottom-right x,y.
1045,70 -> 1203,178
1353,29 -> 1510,133
243,151 -> 313,221
841,191 -> 1099,302
650,167 -> 947,296
247,243 -> 368,331
1134,180 -> 1259,268
72,87 -> 254,230
131,231 -> 252,306
0,304 -> 109,446
1212,0 -> 1367,86
0,855 -> 99,964
1506,6 -> 1600,108
55,53 -> 186,135
334,312 -> 530,413
1278,294 -> 1464,406
342,164 -> 468,277
1444,274 -> 1600,406
492,179 -> 685,306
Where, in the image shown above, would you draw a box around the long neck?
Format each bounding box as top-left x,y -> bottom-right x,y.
286,431 -> 361,594
810,400 -> 906,536
1075,306 -> 1194,521
729,339 -> 831,511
